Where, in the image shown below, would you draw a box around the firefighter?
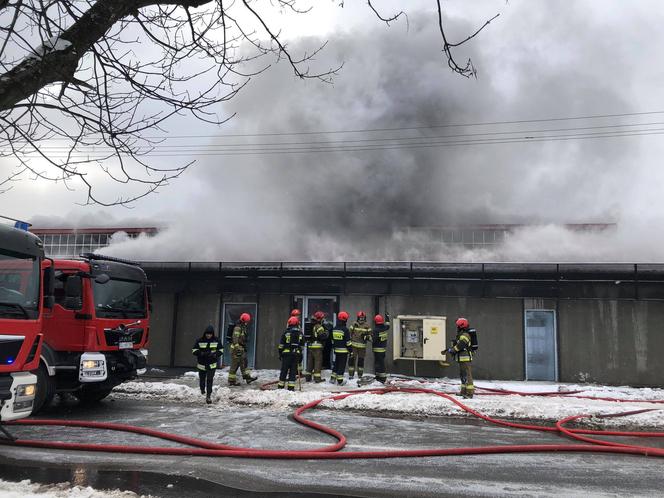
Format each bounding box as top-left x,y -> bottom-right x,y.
304,311 -> 328,383
447,317 -> 475,398
372,313 -> 391,383
330,311 -> 352,385
191,325 -> 222,404
228,312 -> 258,386
277,316 -> 303,390
348,311 -> 372,379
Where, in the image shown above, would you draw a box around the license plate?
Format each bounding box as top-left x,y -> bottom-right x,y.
119,341 -> 133,350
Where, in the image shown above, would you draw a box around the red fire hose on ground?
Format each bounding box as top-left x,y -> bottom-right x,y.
2,382 -> 664,459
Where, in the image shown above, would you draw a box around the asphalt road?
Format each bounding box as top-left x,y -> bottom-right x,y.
0,395 -> 663,497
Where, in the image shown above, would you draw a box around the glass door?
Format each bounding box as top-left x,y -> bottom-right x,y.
524,310 -> 558,381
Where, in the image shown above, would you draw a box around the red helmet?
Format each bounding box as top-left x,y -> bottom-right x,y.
455,317 -> 469,329
357,311 -> 366,319
313,311 -> 325,321
374,314 -> 385,325
290,308 -> 301,317
287,316 -> 300,327
239,313 -> 251,323
337,311 -> 349,321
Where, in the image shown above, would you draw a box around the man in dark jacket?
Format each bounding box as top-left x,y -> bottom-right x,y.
192,325 -> 222,404
371,313 -> 391,383
278,316 -> 303,391
331,311 -> 352,385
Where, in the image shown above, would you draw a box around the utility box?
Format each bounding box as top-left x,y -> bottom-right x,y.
393,315 -> 447,361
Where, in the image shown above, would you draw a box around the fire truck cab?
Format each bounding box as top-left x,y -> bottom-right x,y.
34,253 -> 150,412
0,220 -> 52,421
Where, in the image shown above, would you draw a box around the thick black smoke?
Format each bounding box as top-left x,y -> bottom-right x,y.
63,4 -> 664,262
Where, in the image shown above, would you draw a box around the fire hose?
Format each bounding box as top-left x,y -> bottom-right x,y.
2,384 -> 664,459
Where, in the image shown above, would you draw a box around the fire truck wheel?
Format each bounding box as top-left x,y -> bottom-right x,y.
74,387 -> 113,404
33,364 -> 56,414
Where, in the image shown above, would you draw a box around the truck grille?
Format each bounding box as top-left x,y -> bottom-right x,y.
104,328 -> 144,347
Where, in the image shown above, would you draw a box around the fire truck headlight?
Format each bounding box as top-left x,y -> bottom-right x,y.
82,360 -> 102,369
17,383 -> 36,398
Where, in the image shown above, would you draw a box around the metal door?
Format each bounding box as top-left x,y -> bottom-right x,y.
221,303 -> 257,368
524,310 -> 557,381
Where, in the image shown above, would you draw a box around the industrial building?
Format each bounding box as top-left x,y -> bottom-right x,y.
27,223 -> 661,387
143,261 -> 664,387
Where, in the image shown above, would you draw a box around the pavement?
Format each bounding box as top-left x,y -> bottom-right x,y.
1,383 -> 663,497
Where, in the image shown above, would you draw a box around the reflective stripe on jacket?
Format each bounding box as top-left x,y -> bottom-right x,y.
309,323 -> 326,349
453,331 -> 473,362
332,325 -> 351,353
350,321 -> 371,349
192,335 -> 222,370
372,320 -> 391,353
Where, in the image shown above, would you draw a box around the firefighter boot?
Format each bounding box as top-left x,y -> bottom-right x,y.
206,395 -> 212,404
305,374 -> 312,382
244,375 -> 258,384
287,385 -> 295,391
459,386 -> 467,397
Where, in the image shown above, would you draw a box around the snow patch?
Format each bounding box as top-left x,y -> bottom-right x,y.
111,370 -> 664,428
27,36 -> 72,60
0,479 -> 152,498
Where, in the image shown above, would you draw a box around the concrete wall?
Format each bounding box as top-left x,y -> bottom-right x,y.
558,299 -> 664,386
148,292 -> 175,366
173,292 -> 221,368
379,296 -> 523,380
255,294 -> 290,369
143,269 -> 664,386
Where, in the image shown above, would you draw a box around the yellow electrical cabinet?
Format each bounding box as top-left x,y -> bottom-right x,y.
393,315 -> 447,361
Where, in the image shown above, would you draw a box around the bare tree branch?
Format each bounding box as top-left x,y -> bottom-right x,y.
0,0 -> 498,206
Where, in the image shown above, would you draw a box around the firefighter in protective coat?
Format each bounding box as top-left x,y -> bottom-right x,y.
348,311 -> 372,379
371,313 -> 391,383
228,313 -> 258,386
278,316 -> 303,390
331,311 -> 352,385
447,317 -> 475,398
304,311 -> 328,383
192,325 -> 222,404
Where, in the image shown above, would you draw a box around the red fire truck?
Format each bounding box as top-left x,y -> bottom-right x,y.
0,219 -> 52,422
33,253 -> 150,412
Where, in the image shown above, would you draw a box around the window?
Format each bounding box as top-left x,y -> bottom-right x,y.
54,272 -> 83,310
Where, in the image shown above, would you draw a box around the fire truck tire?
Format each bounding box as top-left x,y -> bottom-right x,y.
33,364 -> 55,414
74,387 -> 113,404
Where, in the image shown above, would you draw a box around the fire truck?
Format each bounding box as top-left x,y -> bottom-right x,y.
33,253 -> 150,412
0,218 -> 52,422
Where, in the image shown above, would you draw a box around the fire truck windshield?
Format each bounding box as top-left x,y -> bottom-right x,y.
0,250 -> 40,320
93,278 -> 146,318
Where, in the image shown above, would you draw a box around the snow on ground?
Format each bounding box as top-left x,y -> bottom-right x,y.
0,479 -> 151,498
112,369 -> 664,429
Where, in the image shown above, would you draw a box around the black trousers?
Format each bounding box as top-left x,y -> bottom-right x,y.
279,353 -> 300,384
198,369 -> 215,395
374,351 -> 387,379
333,352 -> 348,380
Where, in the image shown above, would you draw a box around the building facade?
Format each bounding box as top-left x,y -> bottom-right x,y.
30,227 -> 157,257
142,262 -> 664,387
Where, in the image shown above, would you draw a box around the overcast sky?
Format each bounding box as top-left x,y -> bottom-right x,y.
3,0 -> 664,262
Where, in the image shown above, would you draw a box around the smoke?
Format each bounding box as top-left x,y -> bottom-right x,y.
43,3 -> 664,262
